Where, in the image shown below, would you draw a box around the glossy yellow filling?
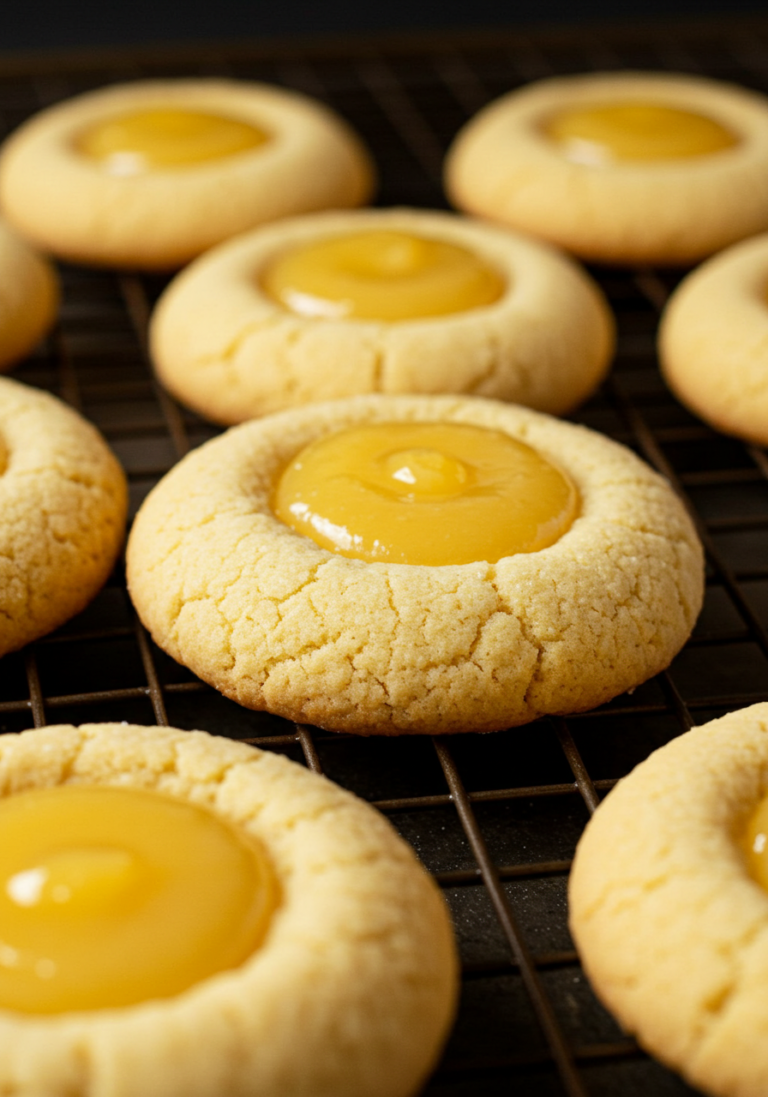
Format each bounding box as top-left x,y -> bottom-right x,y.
543,102 -> 738,165
743,793 -> 768,892
0,785 -> 276,1013
76,108 -> 270,173
272,421 -> 579,566
260,230 -> 506,321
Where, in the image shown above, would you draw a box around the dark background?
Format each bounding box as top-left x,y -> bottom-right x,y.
3,0 -> 767,55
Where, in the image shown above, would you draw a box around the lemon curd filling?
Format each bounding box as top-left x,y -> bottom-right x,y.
75,108 -> 270,174
743,793 -> 768,892
260,230 -> 506,321
272,421 -> 579,566
0,784 -> 277,1013
542,102 -> 739,165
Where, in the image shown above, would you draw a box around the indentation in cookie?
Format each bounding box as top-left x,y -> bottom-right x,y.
75,108 -> 271,174
0,783 -> 277,1013
742,790 -> 768,891
260,228 -> 506,320
271,419 -> 578,565
542,102 -> 739,165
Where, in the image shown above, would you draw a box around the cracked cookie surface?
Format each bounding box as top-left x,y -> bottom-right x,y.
0,377 -> 127,653
0,376 -> 127,656
149,207 -> 614,425
126,394 -> 703,735
0,79 -> 375,270
659,232 -> 768,446
0,721 -> 457,1097
445,72 -> 768,265
0,218 -> 58,371
569,703 -> 768,1097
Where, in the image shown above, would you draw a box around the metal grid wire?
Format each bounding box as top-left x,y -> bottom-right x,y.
4,16 -> 768,1095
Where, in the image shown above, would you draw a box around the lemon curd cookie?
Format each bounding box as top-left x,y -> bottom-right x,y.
445,71 -> 768,266
0,721 -> 457,1097
126,393 -> 703,736
0,219 -> 58,371
659,232 -> 768,445
568,703 -> 768,1097
149,206 -> 614,425
0,79 -> 375,270
0,376 -> 127,656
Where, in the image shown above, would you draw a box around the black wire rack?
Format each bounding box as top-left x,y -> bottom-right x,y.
4,17 -> 768,1096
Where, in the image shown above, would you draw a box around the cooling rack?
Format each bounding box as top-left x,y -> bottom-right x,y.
4,16 -> 768,1095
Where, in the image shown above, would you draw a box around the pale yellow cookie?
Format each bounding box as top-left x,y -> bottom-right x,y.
569,703 -> 768,1097
659,232 -> 768,445
0,79 -> 375,270
0,376 -> 127,655
149,206 -> 614,426
0,721 -> 458,1097
445,72 -> 768,266
0,218 -> 58,370
125,393 -> 703,735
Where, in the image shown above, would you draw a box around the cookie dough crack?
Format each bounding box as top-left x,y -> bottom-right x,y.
464,608 -> 500,671
171,593 -> 237,673
272,559 -> 328,616
196,314 -> 288,370
695,919 -> 767,1026
465,326 -> 502,395
515,611 -> 546,710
